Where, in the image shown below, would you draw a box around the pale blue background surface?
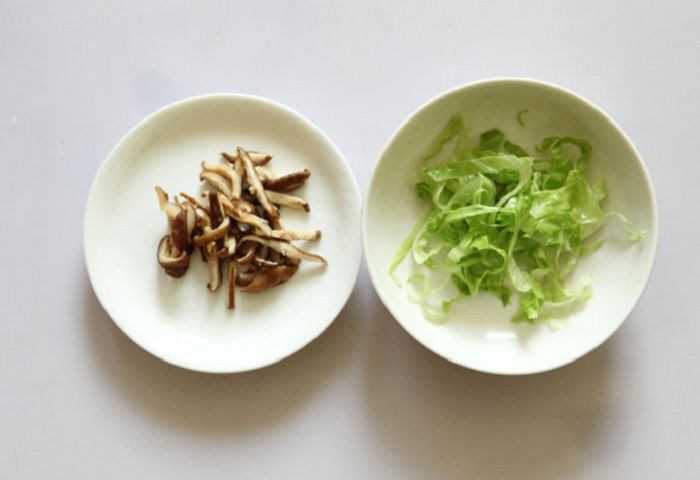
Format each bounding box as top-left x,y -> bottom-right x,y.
1,1 -> 698,478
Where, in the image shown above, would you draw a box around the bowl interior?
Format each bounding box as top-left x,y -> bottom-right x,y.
85,95 -> 362,373
364,79 -> 657,374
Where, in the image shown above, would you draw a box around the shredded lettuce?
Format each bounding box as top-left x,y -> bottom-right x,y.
516,109 -> 529,127
391,114 -> 645,324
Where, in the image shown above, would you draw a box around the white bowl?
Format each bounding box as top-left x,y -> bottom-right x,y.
84,94 -> 362,373
363,78 -> 658,375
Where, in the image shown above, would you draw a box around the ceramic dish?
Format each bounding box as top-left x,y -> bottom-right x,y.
85,94 -> 362,373
363,78 -> 657,374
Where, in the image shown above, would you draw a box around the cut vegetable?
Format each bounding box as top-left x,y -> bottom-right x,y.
156,147 -> 325,311
392,114 -> 645,324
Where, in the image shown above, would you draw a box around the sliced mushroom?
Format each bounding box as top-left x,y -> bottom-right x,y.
157,146 -> 323,308
241,267 -> 282,293
227,261 -> 236,309
234,210 -> 271,235
253,257 -> 279,267
199,171 -> 233,199
285,255 -> 301,267
222,195 -> 255,215
238,147 -> 279,221
238,199 -> 255,215
278,263 -> 299,283
157,235 -> 190,277
242,265 -> 299,293
201,161 -> 241,199
254,165 -> 279,182
264,190 -> 310,212
183,202 -> 197,236
263,169 -> 311,192
241,190 -> 258,207
204,242 -> 221,291
217,236 -> 237,258
208,191 -> 224,227
221,152 -> 246,179
155,185 -> 169,208
240,235 -> 327,265
267,212 -> 285,231
170,208 -> 191,253
235,270 -> 256,287
195,208 -> 211,230
268,229 -> 321,241
234,157 -> 245,180
193,217 -> 230,247
155,186 -> 181,221
236,242 -> 257,265
222,150 -> 272,166
179,192 -> 210,215
220,196 -> 272,236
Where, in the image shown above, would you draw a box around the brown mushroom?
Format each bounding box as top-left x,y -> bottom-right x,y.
220,195 -> 255,215
237,222 -> 252,233
236,242 -> 257,265
254,165 -> 279,182
222,150 -> 272,166
170,208 -> 191,253
237,199 -> 256,215
221,151 -> 246,179
279,263 -> 299,283
227,261 -> 236,309
253,257 -> 279,267
155,186 -> 181,221
238,147 -> 279,221
263,169 -> 311,192
207,191 -> 224,227
266,212 -> 285,231
157,235 -> 190,277
217,236 -> 238,258
179,192 -> 210,215
236,265 -> 257,287
195,208 -> 211,230
199,171 -> 233,199
240,235 -> 327,265
241,267 -> 282,293
285,255 -> 301,267
193,217 -> 230,247
156,145 -> 324,309
269,229 -> 321,241
242,265 -> 299,293
183,202 -> 197,236
264,190 -> 310,212
204,242 -> 221,291
220,196 -> 272,236
201,161 -> 241,199
235,270 -> 256,287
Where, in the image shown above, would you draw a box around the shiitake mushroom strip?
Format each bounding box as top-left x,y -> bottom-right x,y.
155,146 -> 325,310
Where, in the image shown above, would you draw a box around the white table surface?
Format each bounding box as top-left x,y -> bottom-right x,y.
2,1 -> 699,478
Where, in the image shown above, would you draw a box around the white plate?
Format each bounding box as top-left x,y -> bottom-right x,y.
363,78 -> 658,375
84,94 -> 361,373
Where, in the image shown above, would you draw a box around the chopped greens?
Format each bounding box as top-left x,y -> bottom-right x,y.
390,114 -> 645,324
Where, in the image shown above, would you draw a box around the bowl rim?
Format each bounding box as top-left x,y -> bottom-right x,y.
362,77 -> 659,375
83,92 -> 362,373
